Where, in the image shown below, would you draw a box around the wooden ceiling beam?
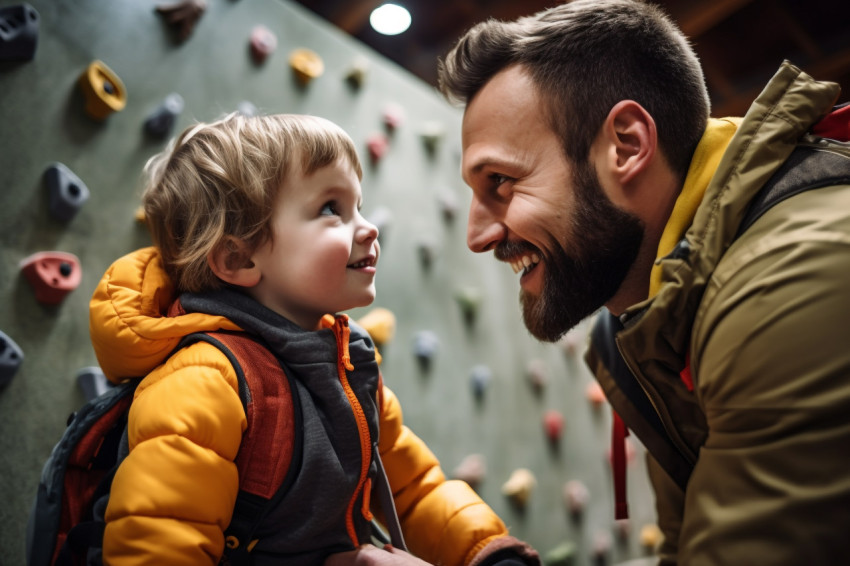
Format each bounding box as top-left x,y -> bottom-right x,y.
675,0 -> 758,38
711,47 -> 850,116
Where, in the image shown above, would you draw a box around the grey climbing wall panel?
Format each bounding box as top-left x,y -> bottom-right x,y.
0,0 -> 658,564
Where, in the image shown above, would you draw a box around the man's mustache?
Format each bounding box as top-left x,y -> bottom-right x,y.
494,240 -> 542,262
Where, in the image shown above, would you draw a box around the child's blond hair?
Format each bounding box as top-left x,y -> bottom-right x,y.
143,113 -> 363,293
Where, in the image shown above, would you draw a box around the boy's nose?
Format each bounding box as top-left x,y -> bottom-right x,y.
358,216 -> 379,243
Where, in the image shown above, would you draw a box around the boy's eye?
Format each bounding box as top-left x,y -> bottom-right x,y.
320,201 -> 339,216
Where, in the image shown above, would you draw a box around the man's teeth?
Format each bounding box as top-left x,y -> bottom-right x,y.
510,253 -> 541,275
349,259 -> 372,268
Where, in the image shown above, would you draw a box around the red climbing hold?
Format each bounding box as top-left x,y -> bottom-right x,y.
20,251 -> 82,305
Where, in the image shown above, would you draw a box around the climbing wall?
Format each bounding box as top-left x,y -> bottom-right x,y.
0,1 -> 659,564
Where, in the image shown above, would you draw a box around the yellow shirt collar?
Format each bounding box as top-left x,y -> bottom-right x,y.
648,117 -> 741,298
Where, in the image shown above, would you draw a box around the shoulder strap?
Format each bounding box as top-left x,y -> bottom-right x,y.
177,331 -> 303,563
589,310 -> 694,491
737,145 -> 850,236
372,451 -> 407,551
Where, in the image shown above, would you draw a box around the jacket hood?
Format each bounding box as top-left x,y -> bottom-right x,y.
89,247 -> 240,382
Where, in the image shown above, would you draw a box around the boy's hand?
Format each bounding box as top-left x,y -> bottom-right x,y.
324,544 -> 432,566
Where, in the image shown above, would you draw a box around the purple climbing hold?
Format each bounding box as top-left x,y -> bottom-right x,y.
44,163 -> 90,222
0,3 -> 39,61
0,330 -> 24,388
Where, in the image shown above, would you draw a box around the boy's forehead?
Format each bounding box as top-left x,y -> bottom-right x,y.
280,157 -> 362,197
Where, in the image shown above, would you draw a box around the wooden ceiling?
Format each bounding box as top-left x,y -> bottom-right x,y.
292,0 -> 850,117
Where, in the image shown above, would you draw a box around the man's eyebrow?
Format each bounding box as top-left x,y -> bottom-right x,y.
466,154 -> 522,177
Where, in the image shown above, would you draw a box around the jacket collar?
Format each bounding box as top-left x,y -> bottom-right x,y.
648,118 -> 740,298
620,61 -> 840,338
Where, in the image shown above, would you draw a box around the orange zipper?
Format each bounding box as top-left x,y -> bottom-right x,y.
330,314 -> 372,545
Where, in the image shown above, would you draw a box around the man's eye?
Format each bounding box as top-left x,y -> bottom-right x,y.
320,202 -> 339,216
490,173 -> 510,186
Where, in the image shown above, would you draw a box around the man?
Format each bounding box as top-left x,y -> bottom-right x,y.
436,0 -> 850,565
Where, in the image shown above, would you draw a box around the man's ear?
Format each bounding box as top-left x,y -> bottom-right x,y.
207,236 -> 261,288
601,100 -> 657,185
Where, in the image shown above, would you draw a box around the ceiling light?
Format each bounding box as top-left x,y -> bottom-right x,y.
370,4 -> 411,36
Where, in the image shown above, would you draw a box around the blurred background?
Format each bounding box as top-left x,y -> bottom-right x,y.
294,0 -> 850,116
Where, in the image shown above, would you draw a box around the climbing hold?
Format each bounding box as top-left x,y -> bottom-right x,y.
0,3 -> 39,61
437,190 -> 458,224
563,480 -> 590,517
586,380 -> 607,408
134,206 -> 147,223
357,307 -> 396,347
19,251 -> 82,305
544,541 -> 577,566
237,100 -> 259,117
289,48 -> 324,85
639,523 -> 663,552
144,92 -> 184,139
501,468 -> 536,509
417,238 -> 436,270
592,531 -> 612,565
382,103 -> 405,131
560,326 -> 586,355
454,286 -> 481,326
412,330 -> 439,372
155,0 -> 207,43
77,366 -> 112,402
526,358 -> 547,395
249,24 -> 276,63
44,162 -> 90,222
78,60 -> 126,120
420,121 -> 444,156
366,206 -> 392,246
0,330 -> 24,388
607,437 -> 637,467
452,453 -> 486,490
543,409 -> 565,444
345,56 -> 369,89
469,364 -> 491,401
366,132 -> 389,164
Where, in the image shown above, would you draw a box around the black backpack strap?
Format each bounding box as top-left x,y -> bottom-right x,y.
372,449 -> 407,551
738,145 -> 850,236
589,310 -> 694,491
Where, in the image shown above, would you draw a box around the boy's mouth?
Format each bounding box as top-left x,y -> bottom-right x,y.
348,256 -> 376,269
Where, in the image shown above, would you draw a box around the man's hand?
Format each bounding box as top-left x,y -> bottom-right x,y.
324,544 -> 432,566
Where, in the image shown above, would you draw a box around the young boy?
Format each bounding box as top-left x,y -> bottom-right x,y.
89,114 -> 538,566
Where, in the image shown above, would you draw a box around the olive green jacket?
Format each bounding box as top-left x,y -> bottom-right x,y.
586,61 -> 850,564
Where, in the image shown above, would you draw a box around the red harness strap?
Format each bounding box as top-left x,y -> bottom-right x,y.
611,410 -> 630,520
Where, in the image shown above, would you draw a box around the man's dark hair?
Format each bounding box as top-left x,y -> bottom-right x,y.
438,0 -> 710,180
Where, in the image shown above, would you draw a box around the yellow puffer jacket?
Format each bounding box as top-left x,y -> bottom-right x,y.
90,247 -> 524,566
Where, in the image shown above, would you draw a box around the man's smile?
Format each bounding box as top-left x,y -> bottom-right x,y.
509,252 -> 541,276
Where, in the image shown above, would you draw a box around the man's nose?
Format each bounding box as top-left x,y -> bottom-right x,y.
466,197 -> 505,253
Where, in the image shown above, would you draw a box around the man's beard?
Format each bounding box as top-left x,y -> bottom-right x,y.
509,160 -> 644,342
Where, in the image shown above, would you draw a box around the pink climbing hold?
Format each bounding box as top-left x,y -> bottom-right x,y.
20,251 -> 82,305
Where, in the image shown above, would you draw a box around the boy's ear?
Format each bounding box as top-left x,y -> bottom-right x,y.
207,236 -> 261,288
